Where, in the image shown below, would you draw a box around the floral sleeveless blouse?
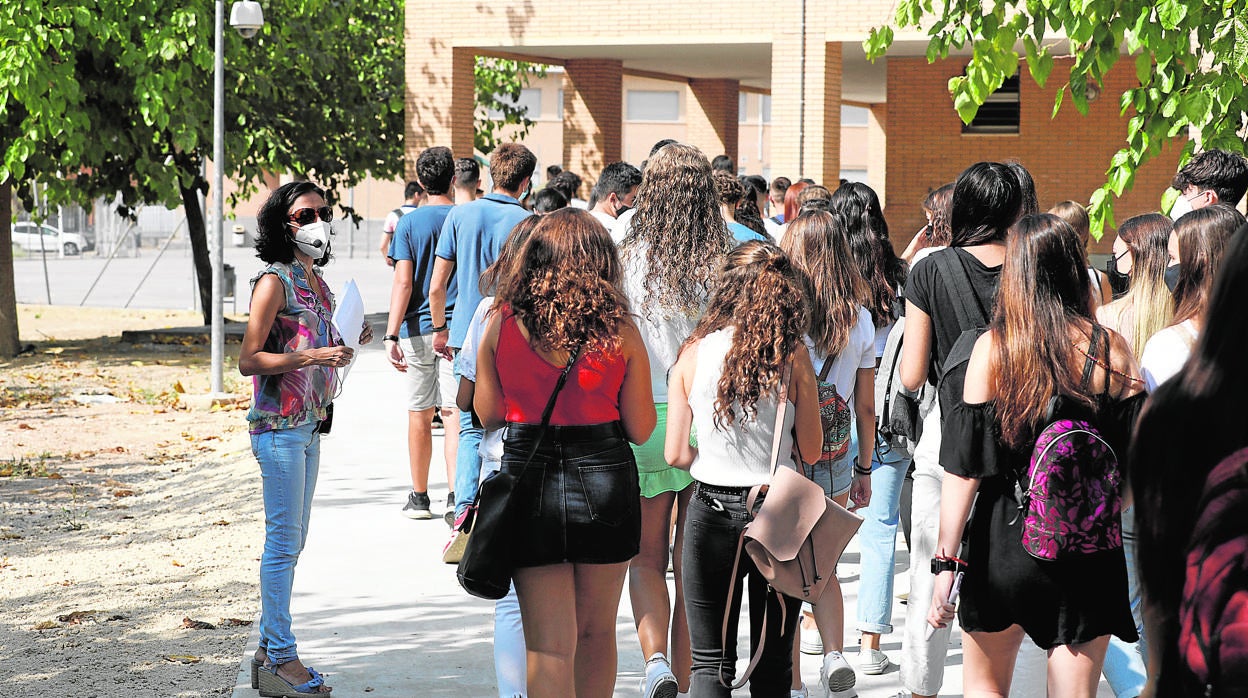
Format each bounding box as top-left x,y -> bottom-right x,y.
246,262 -> 343,434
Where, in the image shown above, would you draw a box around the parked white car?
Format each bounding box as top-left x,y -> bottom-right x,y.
10,222 -> 86,256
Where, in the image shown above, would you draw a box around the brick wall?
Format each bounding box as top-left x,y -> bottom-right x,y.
686,79 -> 740,164
884,57 -> 1184,252
562,59 -> 624,191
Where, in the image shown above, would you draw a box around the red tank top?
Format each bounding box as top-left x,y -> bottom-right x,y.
496,310 -> 625,425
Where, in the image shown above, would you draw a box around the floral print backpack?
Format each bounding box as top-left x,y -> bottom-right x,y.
1017,325 -> 1123,561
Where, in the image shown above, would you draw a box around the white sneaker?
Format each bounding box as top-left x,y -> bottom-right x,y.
799,624 -> 823,655
790,683 -> 809,698
639,653 -> 678,698
821,651 -> 857,696
856,647 -> 890,675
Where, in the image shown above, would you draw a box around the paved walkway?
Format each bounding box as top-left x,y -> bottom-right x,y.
229,313 -> 1110,698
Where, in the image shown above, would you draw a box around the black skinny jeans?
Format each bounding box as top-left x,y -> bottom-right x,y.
682,482 -> 803,697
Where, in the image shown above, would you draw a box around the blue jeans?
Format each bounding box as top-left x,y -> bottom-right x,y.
854,434 -> 912,635
1102,505 -> 1147,697
455,385 -> 484,517
251,421 -> 321,665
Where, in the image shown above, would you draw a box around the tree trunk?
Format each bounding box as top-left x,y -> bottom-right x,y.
181,182 -> 212,326
0,180 -> 21,357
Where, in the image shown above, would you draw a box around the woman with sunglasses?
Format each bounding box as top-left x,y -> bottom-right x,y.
239,181 -> 372,697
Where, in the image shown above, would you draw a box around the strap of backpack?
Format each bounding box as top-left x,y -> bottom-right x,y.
818,355 -> 834,382
718,532 -> 787,690
1077,324 -> 1112,399
932,250 -> 990,331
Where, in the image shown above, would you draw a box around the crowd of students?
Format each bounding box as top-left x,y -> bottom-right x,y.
242,138 -> 1248,698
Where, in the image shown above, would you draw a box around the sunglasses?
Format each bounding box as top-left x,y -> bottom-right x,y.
287,206 -> 334,226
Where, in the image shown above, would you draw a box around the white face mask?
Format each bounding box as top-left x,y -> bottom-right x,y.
1169,191 -> 1194,221
291,220 -> 332,260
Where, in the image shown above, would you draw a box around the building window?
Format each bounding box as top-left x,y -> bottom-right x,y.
487,87 -> 543,120
841,105 -> 869,126
840,169 -> 868,183
739,92 -> 748,123
963,74 -> 1019,134
761,95 -> 772,124
626,90 -> 680,122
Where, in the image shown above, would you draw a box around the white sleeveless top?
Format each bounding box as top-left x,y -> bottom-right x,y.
622,244 -> 701,403
688,328 -> 797,487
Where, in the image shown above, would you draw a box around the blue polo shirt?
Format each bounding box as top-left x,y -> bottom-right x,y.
729,221 -> 768,245
390,205 -> 455,338
436,193 -> 531,348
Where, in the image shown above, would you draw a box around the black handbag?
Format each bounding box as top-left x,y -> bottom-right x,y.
455,345 -> 582,600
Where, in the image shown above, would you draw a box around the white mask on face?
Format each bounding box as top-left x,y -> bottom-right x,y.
1169,191 -> 1194,221
291,220 -> 332,260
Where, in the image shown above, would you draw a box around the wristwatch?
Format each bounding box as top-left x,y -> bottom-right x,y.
382,334 -> 399,342
930,556 -> 967,574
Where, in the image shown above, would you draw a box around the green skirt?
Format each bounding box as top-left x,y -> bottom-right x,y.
631,403 -> 694,498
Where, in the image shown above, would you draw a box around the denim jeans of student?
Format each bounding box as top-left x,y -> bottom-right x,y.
1102,506 -> 1147,697
454,364 -> 484,518
683,484 -> 802,697
854,434 -> 912,636
252,421 -> 321,666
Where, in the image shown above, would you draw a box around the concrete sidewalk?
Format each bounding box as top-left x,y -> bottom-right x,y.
228,320 -> 1107,697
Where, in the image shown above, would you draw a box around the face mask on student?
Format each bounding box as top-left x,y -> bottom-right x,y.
1165,263 -> 1181,293
1170,191 -> 1195,221
1104,252 -> 1132,298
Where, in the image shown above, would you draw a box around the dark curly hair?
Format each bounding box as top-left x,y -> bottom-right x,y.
497,208 -> 631,354
254,181 -> 330,266
684,241 -> 810,428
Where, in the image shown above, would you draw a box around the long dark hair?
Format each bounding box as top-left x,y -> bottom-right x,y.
780,211 -> 867,357
950,162 -> 1022,246
830,182 -> 906,326
255,181 -> 329,266
992,214 -> 1095,447
683,241 -> 809,428
1171,204 -> 1245,325
922,184 -> 955,248
1131,223 -> 1248,697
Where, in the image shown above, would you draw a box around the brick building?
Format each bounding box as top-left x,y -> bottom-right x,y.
405,0 -> 1182,250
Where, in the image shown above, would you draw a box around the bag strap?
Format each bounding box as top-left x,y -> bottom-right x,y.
818,355 -> 834,382
932,249 -> 990,332
718,528 -> 788,690
515,344 -> 583,475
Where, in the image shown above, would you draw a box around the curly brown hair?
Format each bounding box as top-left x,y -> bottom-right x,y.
497,208 -> 631,354
684,241 -> 810,427
622,143 -> 733,317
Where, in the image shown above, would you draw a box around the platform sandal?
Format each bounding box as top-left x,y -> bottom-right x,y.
257,662 -> 331,697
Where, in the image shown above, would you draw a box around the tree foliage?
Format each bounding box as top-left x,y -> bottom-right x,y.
474,57 -> 546,155
0,0 -> 404,334
865,0 -> 1248,236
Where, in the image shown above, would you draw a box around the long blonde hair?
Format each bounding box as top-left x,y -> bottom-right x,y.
1106,213 -> 1173,358
780,210 -> 867,358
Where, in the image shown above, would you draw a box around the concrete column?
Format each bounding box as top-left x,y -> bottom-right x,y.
868,104 -> 888,207
562,59 -> 623,185
404,38 -> 475,180
770,35 -> 842,184
686,78 -> 740,165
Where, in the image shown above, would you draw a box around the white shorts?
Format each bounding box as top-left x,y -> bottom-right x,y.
400,334 -> 457,411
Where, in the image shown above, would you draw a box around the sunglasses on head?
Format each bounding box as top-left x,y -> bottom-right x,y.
287,206 -> 334,226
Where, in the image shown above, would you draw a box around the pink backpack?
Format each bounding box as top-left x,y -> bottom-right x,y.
1018,325 -> 1123,561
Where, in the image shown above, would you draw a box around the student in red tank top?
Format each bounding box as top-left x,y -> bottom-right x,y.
474,208 -> 656,698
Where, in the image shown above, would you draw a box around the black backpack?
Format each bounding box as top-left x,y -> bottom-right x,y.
932,250 -> 993,419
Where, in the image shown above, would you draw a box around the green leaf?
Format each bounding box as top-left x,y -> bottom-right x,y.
1052,85 -> 1066,118
1157,0 -> 1188,30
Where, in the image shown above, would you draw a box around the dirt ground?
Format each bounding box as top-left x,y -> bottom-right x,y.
1,305 -> 259,698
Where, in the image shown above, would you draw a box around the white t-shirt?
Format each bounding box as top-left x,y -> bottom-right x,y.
805,306 -> 877,409
763,216 -> 783,239
455,296 -> 505,469
621,245 -> 701,403
589,209 -> 616,232
611,208 -> 636,245
383,203 -> 418,234
1141,319 -> 1198,391
689,328 -> 796,487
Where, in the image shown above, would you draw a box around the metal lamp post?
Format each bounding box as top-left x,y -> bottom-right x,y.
211,0 -> 264,395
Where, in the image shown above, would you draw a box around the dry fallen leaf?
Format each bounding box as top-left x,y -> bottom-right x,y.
32,621 -> 58,630
218,618 -> 252,627
171,560 -> 184,567
172,380 -> 186,394
112,489 -> 135,498
212,520 -> 230,526
17,423 -> 34,430
56,610 -> 98,624
181,617 -> 215,630
163,655 -> 202,664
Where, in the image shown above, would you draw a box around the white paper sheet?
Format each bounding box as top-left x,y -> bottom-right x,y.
331,278 -> 364,381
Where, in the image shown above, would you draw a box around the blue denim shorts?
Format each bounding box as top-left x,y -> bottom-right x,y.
501,421 -> 641,567
800,455 -> 851,499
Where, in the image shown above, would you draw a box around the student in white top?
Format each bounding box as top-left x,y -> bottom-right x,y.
1141,204 -> 1244,389
780,210 -> 876,696
665,241 -> 823,697
620,143 -> 734,698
